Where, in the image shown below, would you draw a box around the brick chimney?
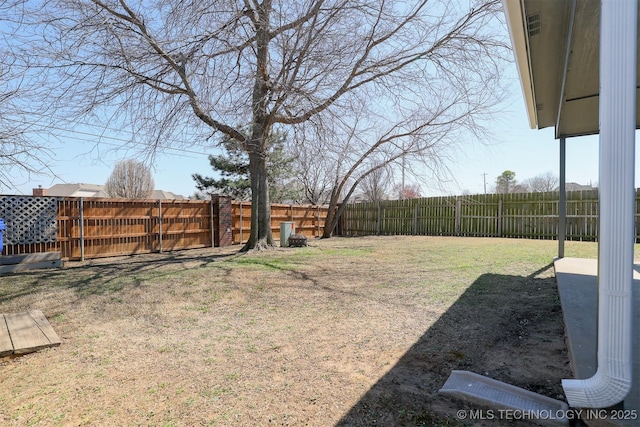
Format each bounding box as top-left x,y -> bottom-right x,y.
32,186 -> 47,196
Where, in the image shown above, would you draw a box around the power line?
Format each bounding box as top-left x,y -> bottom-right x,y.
4,114 -> 218,158
42,124 -> 211,158
50,132 -> 204,160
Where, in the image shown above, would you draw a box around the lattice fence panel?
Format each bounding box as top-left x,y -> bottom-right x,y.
0,196 -> 59,244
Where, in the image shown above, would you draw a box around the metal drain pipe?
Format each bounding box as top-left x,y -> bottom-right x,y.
561,0 -> 635,408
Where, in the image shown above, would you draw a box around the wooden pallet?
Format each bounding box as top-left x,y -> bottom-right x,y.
0,252 -> 63,274
0,310 -> 61,356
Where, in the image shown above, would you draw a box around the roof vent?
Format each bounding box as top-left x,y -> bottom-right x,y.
527,13 -> 541,36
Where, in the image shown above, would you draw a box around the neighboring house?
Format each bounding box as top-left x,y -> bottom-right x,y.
564,182 -> 595,192
40,183 -> 109,198
150,190 -> 186,200
32,184 -> 185,200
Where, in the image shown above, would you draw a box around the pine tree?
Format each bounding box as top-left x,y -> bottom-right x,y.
193,131 -> 300,203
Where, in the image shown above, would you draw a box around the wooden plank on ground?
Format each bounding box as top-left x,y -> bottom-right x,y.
0,315 -> 13,357
4,312 -> 51,355
29,310 -> 61,347
0,260 -> 63,274
0,252 -> 61,266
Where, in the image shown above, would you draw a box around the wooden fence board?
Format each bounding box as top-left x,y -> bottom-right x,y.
1,197 -> 215,260
339,190 -> 617,242
7,189 -> 623,260
231,201 -> 329,244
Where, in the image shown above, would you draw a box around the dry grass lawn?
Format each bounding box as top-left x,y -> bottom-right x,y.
0,236 -> 600,426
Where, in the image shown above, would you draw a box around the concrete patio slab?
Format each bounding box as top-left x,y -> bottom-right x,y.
554,257 -> 640,426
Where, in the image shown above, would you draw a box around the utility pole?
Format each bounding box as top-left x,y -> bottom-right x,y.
481,173 -> 488,195
401,153 -> 406,200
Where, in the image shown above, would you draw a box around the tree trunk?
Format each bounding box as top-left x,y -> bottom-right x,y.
241,148 -> 274,251
322,168 -> 375,238
255,148 -> 273,248
323,196 -> 350,238
322,204 -> 336,238
323,190 -> 342,238
240,0 -> 274,251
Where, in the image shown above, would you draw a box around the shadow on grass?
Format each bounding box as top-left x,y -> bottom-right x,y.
0,250 -> 570,426
0,249 -> 239,303
336,264 -> 571,427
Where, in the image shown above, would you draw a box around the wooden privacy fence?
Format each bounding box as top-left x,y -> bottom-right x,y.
339,190 -> 608,241
9,189 -> 621,260
2,198 -> 214,261
231,201 -> 329,245
0,196 -> 330,261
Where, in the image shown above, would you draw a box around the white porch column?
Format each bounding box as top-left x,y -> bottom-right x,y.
562,0 -> 636,408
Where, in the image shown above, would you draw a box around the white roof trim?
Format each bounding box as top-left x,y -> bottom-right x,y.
502,0 -> 537,129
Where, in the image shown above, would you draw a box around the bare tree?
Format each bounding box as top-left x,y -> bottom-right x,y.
278,1 -> 510,236
360,164 -> 390,203
0,0 -> 56,190
105,159 -> 155,198
290,124 -> 334,205
23,0 -> 509,248
319,110 -> 459,236
522,172 -> 559,193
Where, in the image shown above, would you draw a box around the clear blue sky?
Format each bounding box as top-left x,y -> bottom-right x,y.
4,21 -> 609,199
430,94 -> 602,197
8,125 -> 218,198
8,74 -> 605,199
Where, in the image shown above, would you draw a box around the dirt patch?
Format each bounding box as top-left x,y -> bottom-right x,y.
0,236 -> 591,426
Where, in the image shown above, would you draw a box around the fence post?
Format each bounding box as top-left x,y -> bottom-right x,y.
239,202 -> 243,243
455,198 -> 462,236
79,197 -> 85,262
376,201 -> 381,235
158,200 -> 163,253
210,200 -> 215,248
413,204 -> 419,235
497,199 -> 503,237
